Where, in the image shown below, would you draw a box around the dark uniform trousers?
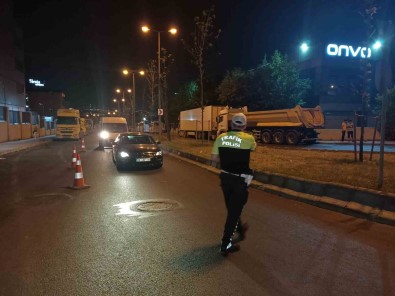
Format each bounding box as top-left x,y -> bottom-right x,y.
220,172 -> 249,243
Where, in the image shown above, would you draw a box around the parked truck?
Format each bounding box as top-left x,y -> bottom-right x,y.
55,108 -> 82,140
178,105 -> 226,140
217,105 -> 325,145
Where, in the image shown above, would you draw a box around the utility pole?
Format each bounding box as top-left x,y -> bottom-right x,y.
376,20 -> 393,189
358,1 -> 377,162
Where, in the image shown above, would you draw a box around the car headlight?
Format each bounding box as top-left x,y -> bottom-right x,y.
119,151 -> 129,158
155,150 -> 163,156
100,131 -> 109,139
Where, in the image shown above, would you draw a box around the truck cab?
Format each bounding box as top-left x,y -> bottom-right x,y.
216,107 -> 248,136
56,108 -> 81,140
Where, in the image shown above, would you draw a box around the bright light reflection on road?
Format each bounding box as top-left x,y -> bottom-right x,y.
114,199 -> 182,218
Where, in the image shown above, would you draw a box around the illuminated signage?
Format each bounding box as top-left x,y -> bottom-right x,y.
29,79 -> 45,86
326,44 -> 372,59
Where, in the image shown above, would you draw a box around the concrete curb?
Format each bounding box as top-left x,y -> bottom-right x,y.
0,139 -> 52,157
162,146 -> 395,226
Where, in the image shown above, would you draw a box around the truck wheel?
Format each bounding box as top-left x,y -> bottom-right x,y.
273,131 -> 284,144
285,131 -> 299,145
261,131 -> 271,144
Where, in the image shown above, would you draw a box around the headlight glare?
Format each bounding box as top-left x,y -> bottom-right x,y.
155,150 -> 163,156
100,131 -> 109,139
119,151 -> 129,158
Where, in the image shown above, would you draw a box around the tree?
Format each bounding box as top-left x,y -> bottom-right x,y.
266,51 -> 310,109
159,48 -> 174,141
144,59 -> 157,122
217,68 -> 249,107
217,51 -> 310,111
375,87 -> 395,137
168,81 -> 199,124
183,5 -> 220,142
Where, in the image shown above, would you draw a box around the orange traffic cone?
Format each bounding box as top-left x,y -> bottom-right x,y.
80,137 -> 86,152
68,154 -> 90,190
70,145 -> 77,169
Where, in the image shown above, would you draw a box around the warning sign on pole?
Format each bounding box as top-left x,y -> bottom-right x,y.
158,109 -> 163,116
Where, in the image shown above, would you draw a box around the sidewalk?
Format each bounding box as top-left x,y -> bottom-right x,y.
0,136 -> 55,157
318,140 -> 395,146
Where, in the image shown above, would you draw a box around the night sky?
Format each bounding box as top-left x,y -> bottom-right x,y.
12,0 -> 395,109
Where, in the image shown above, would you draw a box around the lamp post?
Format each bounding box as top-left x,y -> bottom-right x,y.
141,25 -> 177,135
115,89 -> 131,117
38,102 -> 45,116
122,69 -> 145,131
121,98 -> 126,115
113,97 -> 120,115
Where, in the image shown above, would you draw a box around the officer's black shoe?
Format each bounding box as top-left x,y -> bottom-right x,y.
234,223 -> 249,243
220,241 -> 240,256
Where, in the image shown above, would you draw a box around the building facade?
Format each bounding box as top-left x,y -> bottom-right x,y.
298,42 -> 384,129
0,0 -> 26,119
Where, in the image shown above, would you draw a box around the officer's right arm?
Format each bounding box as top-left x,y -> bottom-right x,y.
211,138 -> 220,165
250,136 -> 257,151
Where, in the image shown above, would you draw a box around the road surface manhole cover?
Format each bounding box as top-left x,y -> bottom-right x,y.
23,192 -> 74,206
136,201 -> 178,212
114,199 -> 183,218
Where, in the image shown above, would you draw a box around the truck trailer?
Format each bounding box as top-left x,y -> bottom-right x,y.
178,105 -> 227,140
217,105 -> 325,145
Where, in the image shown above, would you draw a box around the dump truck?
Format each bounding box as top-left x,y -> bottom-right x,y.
55,108 -> 82,140
178,105 -> 227,140
217,105 -> 325,145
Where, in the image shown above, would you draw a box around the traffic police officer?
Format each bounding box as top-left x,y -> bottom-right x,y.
211,113 -> 256,256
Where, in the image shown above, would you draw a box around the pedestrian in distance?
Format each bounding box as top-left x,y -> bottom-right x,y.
211,113 -> 256,256
341,119 -> 347,142
347,119 -> 354,140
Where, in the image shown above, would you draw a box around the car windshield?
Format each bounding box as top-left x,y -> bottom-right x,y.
120,135 -> 155,144
57,116 -> 79,125
102,123 -> 127,133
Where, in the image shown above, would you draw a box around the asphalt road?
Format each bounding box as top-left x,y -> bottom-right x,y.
0,134 -> 394,296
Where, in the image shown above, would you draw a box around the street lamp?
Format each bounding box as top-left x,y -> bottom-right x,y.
113,97 -> 121,115
122,97 -> 126,114
122,69 -> 145,131
141,25 -> 177,135
300,42 -> 309,53
38,102 -> 45,116
115,89 -> 131,116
